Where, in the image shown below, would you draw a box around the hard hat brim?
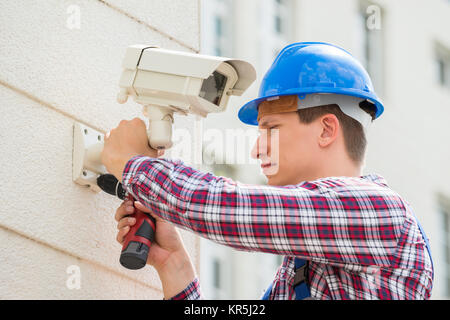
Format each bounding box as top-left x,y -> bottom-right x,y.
238,88 -> 384,126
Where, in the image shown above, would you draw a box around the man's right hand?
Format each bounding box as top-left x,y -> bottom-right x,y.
115,199 -> 197,299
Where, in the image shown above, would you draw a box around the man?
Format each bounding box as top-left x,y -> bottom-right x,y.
102,42 -> 434,299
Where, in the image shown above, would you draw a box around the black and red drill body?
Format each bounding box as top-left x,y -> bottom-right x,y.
97,174 -> 156,270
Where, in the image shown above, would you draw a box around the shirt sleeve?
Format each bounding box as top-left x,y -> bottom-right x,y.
168,277 -> 204,300
122,155 -> 406,268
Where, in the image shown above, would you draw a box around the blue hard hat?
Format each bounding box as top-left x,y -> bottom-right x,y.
238,42 -> 384,125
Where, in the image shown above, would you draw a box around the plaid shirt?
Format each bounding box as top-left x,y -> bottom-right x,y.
122,156 -> 434,300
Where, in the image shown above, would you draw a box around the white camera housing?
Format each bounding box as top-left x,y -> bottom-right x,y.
117,45 -> 256,149
73,46 -> 256,192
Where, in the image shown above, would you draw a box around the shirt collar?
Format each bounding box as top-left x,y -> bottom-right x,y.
360,173 -> 389,187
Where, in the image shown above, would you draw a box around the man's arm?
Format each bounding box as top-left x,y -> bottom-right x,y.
156,249 -> 202,300
122,155 -> 406,268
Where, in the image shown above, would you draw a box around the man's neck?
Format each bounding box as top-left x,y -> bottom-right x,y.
292,163 -> 362,184
316,165 -> 362,180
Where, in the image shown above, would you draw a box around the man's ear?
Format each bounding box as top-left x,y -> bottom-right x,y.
318,114 -> 339,148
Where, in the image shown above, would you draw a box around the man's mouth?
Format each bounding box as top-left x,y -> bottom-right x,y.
261,162 -> 277,170
259,157 -> 278,174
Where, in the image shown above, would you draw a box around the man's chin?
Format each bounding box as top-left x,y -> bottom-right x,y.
266,175 -> 282,186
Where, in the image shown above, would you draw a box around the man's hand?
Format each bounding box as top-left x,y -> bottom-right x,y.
115,200 -> 196,299
115,200 -> 186,270
101,118 -> 161,182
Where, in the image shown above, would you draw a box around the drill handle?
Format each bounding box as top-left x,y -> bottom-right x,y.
119,195 -> 156,270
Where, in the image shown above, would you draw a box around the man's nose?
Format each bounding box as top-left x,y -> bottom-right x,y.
251,131 -> 269,160
250,138 -> 259,159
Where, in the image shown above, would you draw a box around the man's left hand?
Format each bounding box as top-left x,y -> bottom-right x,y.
101,118 -> 160,182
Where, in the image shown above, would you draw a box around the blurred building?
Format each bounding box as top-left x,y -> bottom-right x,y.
199,0 -> 450,299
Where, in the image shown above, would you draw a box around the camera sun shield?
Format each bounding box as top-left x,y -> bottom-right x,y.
117,46 -> 256,116
115,45 -> 256,150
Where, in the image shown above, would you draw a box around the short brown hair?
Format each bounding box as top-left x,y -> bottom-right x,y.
297,103 -> 376,165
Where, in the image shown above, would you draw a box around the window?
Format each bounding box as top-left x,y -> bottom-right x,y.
439,195 -> 450,297
213,11 -> 229,56
200,0 -> 233,57
258,0 -> 293,71
212,258 -> 221,289
200,238 -> 232,299
275,15 -> 282,34
435,43 -> 450,89
273,0 -> 290,39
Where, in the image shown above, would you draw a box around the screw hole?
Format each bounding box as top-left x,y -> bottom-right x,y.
98,135 -> 102,141
84,129 -> 88,135
83,171 -> 87,176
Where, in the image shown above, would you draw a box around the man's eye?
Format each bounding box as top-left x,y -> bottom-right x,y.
257,126 -> 278,136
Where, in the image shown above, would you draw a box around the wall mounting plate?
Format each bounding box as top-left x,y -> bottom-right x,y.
72,122 -> 106,193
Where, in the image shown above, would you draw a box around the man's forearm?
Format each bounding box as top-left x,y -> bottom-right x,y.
156,250 -> 198,300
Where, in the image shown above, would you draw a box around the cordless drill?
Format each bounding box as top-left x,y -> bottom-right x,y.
97,174 -> 156,270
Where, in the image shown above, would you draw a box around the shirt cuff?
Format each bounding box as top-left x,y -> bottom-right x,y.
168,277 -> 204,300
122,155 -> 152,186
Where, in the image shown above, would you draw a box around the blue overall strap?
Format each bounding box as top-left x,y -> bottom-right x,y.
414,217 -> 434,282
261,282 -> 273,300
294,258 -> 311,299
261,258 -> 311,300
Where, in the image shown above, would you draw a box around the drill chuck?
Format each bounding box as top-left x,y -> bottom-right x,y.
97,174 -> 126,200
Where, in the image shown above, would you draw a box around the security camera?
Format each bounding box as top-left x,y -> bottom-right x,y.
116,45 -> 257,149
72,45 -> 256,191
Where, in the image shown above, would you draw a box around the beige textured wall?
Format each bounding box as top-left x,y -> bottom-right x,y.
0,0 -> 201,299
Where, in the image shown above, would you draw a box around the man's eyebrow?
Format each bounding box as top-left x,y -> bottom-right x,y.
259,119 -> 278,128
